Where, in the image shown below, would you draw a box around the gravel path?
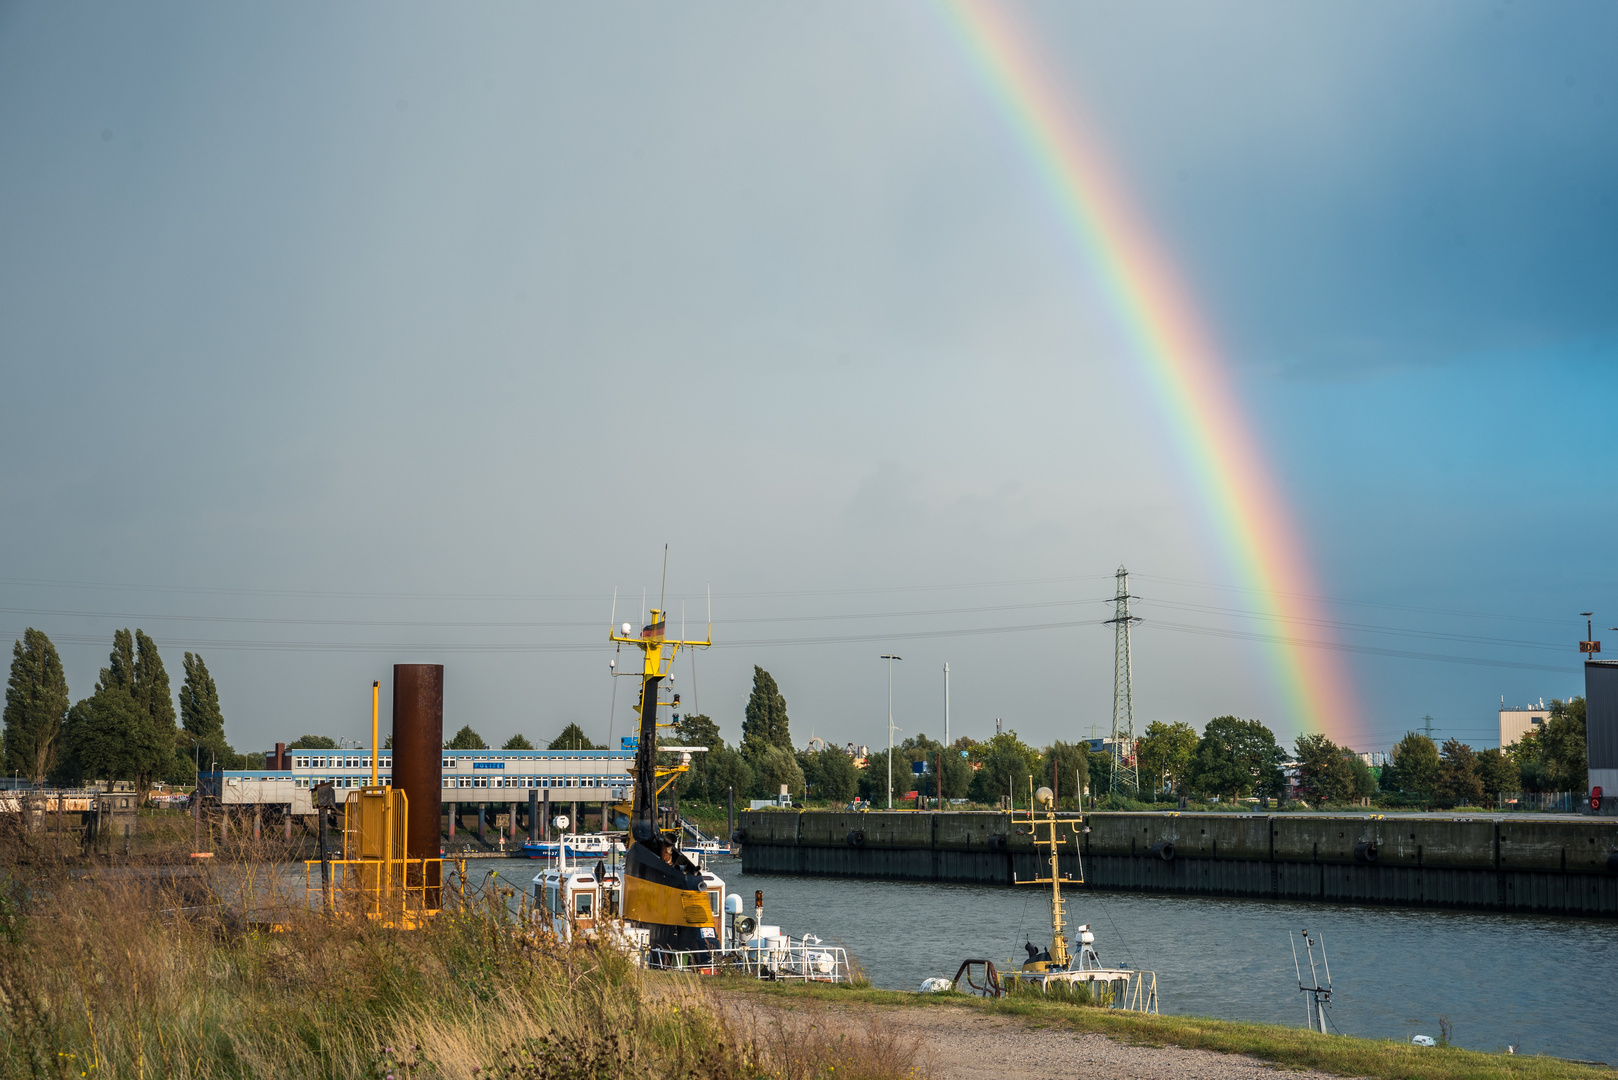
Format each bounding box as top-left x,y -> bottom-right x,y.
718,996 -> 1362,1080
872,1007 -> 1357,1080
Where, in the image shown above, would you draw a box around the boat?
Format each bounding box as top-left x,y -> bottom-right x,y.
945,785 -> 1158,1010
527,593 -> 846,982
521,832 -> 626,859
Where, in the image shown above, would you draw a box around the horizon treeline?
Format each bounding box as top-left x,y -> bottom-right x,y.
4,632 -> 1589,809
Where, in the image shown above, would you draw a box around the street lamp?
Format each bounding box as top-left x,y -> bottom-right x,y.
880,655 -> 902,809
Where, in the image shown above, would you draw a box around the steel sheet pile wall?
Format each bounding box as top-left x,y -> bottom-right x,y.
738,810 -> 1618,916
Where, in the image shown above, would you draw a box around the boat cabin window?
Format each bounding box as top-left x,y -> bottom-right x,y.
574,891 -> 593,917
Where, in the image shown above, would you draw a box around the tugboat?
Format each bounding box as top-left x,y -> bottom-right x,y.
533,594 -> 848,982
1003,785 -> 1157,1009
944,785 -> 1157,1009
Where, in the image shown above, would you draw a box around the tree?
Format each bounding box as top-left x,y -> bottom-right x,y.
672,713 -> 723,752
1349,755 -> 1377,799
1135,721 -> 1199,794
666,713 -> 724,800
1378,752 -> 1400,792
1433,739 -> 1484,808
741,666 -> 792,754
938,748 -> 974,800
502,733 -> 535,750
1518,697 -> 1587,792
547,723 -> 601,751
1294,734 -> 1355,808
59,630 -> 175,791
703,747 -> 753,805
801,746 -> 859,803
966,730 -> 1043,806
60,688 -> 171,789
1044,741 -> 1090,807
289,734 -> 338,749
129,630 -> 175,734
1390,732 -> 1440,795
748,743 -> 804,800
446,725 -> 488,750
1476,747 -> 1519,797
1087,748 -> 1113,799
1184,717 -> 1285,800
858,748 -> 890,803
4,629 -> 69,784
179,652 -> 229,763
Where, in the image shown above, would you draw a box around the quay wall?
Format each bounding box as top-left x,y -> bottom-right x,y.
736,810 -> 1618,916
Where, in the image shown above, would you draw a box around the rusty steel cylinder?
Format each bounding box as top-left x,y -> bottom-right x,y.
392,664 -> 444,905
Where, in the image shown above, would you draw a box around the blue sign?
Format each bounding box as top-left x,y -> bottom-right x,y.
620,736 -> 639,751
912,760 -> 929,774
472,761 -> 506,770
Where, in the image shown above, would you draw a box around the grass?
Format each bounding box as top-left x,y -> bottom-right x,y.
716,981 -> 1618,1080
0,820 -> 927,1080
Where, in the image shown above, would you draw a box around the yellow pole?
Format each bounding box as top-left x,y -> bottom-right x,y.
371,681 -> 380,786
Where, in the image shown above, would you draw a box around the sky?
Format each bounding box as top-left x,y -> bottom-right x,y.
1,1 -> 1615,760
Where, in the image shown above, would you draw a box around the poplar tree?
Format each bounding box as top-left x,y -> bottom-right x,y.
179,652 -> 228,762
741,666 -> 792,753
60,629 -> 176,790
4,629 -> 70,784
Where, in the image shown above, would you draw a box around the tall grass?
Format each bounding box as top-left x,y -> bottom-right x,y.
0,827 -> 925,1080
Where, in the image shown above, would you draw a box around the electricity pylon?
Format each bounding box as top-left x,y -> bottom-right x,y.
1103,565 -> 1142,796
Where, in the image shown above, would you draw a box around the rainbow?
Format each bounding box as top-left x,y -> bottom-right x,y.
936,0 -> 1362,746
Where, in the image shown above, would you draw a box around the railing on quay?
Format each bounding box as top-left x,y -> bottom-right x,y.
1498,791 -> 1586,813
641,939 -> 851,983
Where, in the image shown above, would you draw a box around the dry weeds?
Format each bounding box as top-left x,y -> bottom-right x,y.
0,825 -> 927,1080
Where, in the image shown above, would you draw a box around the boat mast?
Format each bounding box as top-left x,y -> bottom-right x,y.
1020,783 -> 1082,969
612,606 -> 710,842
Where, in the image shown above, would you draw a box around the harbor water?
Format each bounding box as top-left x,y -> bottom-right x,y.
477,853 -> 1618,1063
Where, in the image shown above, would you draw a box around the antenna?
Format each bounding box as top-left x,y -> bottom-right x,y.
1103,565 -> 1142,796
660,543 -> 669,615
1292,929 -> 1332,1033
610,586 -> 618,633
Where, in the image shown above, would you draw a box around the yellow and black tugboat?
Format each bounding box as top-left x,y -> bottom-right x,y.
612,606 -> 720,959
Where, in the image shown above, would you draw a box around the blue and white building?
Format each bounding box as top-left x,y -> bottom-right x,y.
198,748 -> 635,815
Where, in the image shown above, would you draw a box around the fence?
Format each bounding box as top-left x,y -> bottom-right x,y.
1498,791 -> 1584,812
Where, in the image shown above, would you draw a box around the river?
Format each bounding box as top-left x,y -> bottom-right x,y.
470,853 -> 1617,1062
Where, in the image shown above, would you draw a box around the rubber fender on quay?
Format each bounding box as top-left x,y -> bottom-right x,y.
730,828 -> 747,844
1149,840 -> 1175,862
1608,851 -> 1618,873
1354,841 -> 1378,863
987,833 -> 1009,852
846,830 -> 866,848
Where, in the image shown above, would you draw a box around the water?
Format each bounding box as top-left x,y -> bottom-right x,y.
474,854 -> 1618,1063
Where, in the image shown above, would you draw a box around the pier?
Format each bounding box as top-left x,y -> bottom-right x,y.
737,809 -> 1618,916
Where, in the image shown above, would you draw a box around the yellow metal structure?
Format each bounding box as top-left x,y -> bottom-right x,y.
303,682 -> 442,926
1012,784 -> 1083,972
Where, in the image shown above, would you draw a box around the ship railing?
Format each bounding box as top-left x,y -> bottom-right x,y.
640,940 -> 850,983
1003,966 -> 1159,1013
